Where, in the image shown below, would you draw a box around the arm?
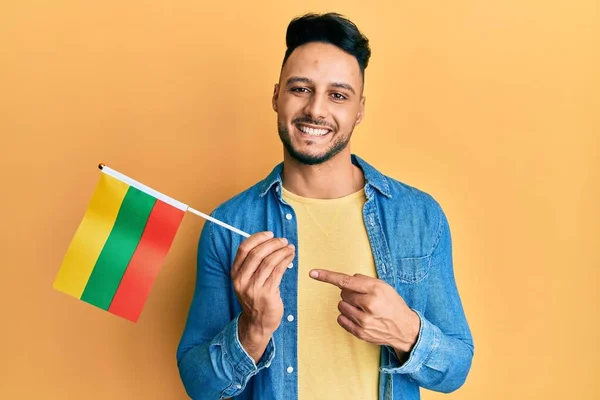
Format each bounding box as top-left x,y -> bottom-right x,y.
175,214 -> 275,399
381,205 -> 474,393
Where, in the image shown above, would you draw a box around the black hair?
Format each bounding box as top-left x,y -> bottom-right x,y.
282,13 -> 371,77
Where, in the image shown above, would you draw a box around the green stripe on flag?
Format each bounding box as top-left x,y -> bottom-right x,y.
81,186 -> 156,310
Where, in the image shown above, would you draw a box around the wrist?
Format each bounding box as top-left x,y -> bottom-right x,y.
407,310 -> 421,350
393,310 -> 421,354
239,313 -> 271,346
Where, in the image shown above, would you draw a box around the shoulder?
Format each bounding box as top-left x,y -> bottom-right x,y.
354,154 -> 443,217
362,160 -> 448,257
384,175 -> 443,215
384,174 -> 445,231
210,179 -> 267,223
210,162 -> 281,220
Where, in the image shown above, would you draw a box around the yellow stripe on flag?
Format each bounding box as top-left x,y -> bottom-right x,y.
53,173 -> 129,298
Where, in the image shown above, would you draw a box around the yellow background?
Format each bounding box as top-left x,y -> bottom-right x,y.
1,1 -> 598,399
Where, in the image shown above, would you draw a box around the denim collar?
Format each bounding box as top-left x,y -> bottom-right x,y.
258,154 -> 392,199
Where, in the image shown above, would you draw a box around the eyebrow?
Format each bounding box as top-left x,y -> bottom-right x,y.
285,76 -> 356,95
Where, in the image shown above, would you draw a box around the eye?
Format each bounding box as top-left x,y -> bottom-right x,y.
331,93 -> 347,101
290,87 -> 310,94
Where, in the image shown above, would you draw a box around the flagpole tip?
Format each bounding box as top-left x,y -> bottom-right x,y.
98,163 -> 105,170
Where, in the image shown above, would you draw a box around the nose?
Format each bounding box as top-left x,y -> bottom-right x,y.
303,92 -> 328,120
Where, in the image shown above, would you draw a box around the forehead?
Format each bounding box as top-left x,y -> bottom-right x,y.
281,42 -> 362,88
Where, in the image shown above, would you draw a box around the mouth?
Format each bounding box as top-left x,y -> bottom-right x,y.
294,123 -> 332,138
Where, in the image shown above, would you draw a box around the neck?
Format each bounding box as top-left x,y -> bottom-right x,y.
281,150 -> 365,199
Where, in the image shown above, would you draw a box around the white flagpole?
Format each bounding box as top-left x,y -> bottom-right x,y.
187,207 -> 250,238
98,163 -> 251,238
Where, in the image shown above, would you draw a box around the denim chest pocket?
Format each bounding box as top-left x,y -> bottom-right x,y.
395,255 -> 431,284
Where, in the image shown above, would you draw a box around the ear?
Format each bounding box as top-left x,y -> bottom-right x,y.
272,84 -> 280,112
355,96 -> 366,126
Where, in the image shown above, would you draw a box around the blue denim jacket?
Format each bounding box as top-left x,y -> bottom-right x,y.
177,154 -> 474,400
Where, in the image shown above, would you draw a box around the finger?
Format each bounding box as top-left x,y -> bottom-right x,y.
337,314 -> 364,340
238,237 -> 291,285
265,250 -> 295,290
341,289 -> 367,310
309,269 -> 369,293
231,231 -> 275,277
338,300 -> 365,327
253,244 -> 295,287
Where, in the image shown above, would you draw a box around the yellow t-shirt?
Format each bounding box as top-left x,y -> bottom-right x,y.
282,186 -> 380,400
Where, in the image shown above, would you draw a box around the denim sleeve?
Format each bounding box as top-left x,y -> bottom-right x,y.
381,205 -> 474,393
176,211 -> 276,399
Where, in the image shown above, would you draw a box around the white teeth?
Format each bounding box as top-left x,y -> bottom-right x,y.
298,125 -> 328,136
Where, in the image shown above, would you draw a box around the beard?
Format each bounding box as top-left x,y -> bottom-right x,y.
277,119 -> 352,166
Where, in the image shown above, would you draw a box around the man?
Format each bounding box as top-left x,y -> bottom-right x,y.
177,12 -> 473,400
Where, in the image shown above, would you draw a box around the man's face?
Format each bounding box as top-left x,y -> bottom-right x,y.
273,42 -> 365,165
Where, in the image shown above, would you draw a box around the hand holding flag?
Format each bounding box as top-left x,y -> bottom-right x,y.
231,231 -> 296,363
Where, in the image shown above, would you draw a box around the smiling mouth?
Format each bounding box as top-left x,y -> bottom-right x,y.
295,123 -> 331,137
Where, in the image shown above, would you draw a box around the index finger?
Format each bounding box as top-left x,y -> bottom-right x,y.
309,269 -> 369,293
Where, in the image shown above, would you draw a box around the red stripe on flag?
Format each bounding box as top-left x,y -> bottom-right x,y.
108,200 -> 185,322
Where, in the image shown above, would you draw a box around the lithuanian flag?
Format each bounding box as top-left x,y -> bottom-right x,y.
53,164 -> 186,322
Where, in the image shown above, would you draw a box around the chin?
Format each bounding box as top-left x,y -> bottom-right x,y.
279,121 -> 350,165
287,143 -> 349,166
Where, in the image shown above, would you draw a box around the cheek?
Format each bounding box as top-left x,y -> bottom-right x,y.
278,96 -> 304,116
335,109 -> 360,130
278,95 -> 310,122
